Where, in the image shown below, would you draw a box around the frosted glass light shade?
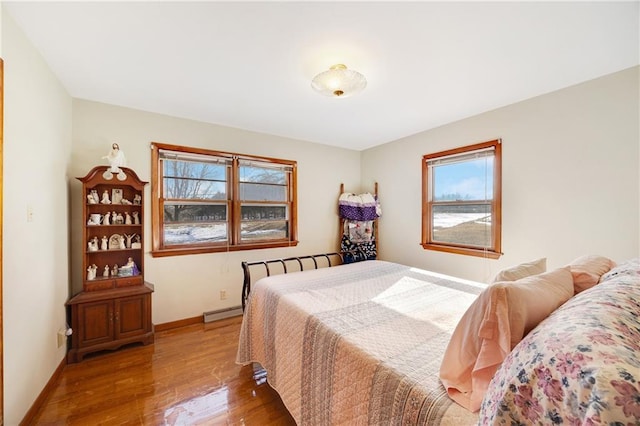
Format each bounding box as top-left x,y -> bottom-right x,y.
311,64 -> 367,98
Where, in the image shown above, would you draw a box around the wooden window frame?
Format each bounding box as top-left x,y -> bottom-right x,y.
421,139 -> 502,259
151,142 -> 298,257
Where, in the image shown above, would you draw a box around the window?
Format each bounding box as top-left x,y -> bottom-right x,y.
151,142 -> 297,257
421,139 -> 502,259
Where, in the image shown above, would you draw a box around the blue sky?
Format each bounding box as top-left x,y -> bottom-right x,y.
434,158 -> 494,201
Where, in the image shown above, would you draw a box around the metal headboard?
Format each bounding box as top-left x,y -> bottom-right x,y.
240,252 -> 344,311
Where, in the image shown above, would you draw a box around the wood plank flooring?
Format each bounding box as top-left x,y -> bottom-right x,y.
29,316 -> 296,425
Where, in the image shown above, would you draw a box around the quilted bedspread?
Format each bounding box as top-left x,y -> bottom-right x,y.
236,260 -> 485,425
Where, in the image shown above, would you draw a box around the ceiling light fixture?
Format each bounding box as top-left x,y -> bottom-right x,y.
311,64 -> 367,98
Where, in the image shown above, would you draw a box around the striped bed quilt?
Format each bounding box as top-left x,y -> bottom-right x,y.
236,260 -> 485,425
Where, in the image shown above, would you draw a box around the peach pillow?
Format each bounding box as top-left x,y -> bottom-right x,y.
439,266 -> 573,412
491,257 -> 546,283
568,255 -> 616,294
502,266 -> 574,346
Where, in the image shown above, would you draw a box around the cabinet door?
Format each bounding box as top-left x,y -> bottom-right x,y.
77,300 -> 114,347
115,294 -> 151,340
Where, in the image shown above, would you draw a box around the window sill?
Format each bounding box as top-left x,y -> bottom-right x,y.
421,243 -> 502,259
151,240 -> 299,258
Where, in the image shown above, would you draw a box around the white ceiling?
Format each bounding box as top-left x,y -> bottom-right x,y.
4,1 -> 639,151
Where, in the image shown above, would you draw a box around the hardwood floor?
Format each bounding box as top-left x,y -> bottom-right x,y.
30,316 -> 296,425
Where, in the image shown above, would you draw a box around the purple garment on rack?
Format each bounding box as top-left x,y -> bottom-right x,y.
339,193 -> 379,221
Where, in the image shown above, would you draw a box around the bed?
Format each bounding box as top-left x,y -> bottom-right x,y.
236,255 -> 640,425
236,258 -> 486,425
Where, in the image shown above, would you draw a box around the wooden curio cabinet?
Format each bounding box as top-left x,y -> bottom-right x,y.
67,165 -> 154,363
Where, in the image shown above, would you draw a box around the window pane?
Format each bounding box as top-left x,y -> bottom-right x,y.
239,165 -> 286,184
164,177 -> 226,200
240,205 -> 288,242
163,160 -> 227,200
164,223 -> 228,245
433,157 -> 493,201
164,204 -> 227,223
163,204 -> 228,245
240,182 -> 287,201
241,221 -> 288,241
241,205 -> 287,220
432,204 -> 492,247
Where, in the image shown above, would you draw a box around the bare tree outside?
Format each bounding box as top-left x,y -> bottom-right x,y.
162,159 -> 291,245
239,164 -> 289,241
163,159 -> 228,245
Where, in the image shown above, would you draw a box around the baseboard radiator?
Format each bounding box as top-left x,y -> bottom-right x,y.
203,306 -> 243,323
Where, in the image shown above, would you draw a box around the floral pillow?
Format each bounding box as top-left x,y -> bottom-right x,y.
479,258 -> 640,425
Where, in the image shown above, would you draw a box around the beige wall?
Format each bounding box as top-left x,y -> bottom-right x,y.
362,66 -> 640,283
71,100 -> 361,325
2,10 -> 73,425
2,5 -> 638,422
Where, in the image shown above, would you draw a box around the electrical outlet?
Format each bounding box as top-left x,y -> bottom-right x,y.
57,327 -> 72,348
57,329 -> 66,348
220,290 -> 227,300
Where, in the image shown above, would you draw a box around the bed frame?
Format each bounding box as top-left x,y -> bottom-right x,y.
241,252 -> 345,311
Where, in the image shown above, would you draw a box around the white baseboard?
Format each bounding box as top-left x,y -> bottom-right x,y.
203,306 -> 243,323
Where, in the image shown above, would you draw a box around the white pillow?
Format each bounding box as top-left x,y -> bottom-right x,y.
491,258 -> 546,283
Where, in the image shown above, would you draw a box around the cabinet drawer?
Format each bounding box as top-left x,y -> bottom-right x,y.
116,275 -> 143,288
84,280 -> 114,292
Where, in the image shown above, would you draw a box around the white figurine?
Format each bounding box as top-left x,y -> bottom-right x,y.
119,235 -> 126,250
90,236 -> 99,251
112,264 -> 119,276
103,143 -> 127,173
87,193 -> 97,205
91,190 -> 100,204
133,194 -> 142,205
124,233 -> 135,249
101,236 -> 108,251
87,264 -> 97,280
103,265 -> 110,277
111,211 -> 117,224
124,212 -> 132,225
103,212 -> 110,225
131,235 -> 141,249
132,211 -> 140,225
101,190 -> 111,204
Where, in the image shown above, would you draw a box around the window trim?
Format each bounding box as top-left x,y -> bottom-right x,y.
151,142 -> 298,257
421,139 -> 502,259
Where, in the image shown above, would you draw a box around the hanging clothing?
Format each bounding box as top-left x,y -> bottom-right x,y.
338,193 -> 380,221
345,220 -> 374,243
